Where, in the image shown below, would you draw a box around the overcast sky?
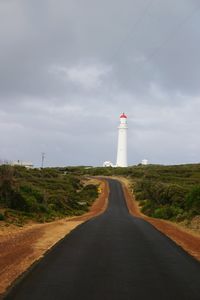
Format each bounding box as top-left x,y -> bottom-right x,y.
0,0 -> 200,167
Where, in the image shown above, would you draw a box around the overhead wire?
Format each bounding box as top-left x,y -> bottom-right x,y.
111,1 -> 200,65
111,0 -> 156,60
145,3 -> 200,63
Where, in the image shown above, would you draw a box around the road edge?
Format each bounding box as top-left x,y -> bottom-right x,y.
0,178 -> 109,299
116,177 -> 200,262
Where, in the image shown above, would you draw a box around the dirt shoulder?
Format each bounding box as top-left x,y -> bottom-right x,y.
116,176 -> 200,262
0,179 -> 109,296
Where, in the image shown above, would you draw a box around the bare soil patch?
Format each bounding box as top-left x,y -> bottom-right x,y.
0,179 -> 109,295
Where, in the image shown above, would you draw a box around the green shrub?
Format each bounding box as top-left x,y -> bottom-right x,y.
0,165 -> 100,223
186,186 -> 200,214
152,207 -> 172,219
0,212 -> 5,220
152,206 -> 184,220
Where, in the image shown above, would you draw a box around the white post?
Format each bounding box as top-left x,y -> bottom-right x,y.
116,113 -> 128,167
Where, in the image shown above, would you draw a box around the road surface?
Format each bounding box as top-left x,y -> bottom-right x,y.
4,179 -> 200,299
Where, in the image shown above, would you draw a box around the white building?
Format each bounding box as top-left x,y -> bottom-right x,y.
141,159 -> 148,165
11,160 -> 34,169
116,113 -> 128,167
103,161 -> 114,167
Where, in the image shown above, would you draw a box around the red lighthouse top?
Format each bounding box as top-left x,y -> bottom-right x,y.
120,113 -> 127,118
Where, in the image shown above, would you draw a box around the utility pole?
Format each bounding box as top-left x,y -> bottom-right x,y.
41,152 -> 45,169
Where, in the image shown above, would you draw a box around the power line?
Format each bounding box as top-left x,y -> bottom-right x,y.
112,2 -> 200,66
141,3 -> 200,63
112,0 -> 156,60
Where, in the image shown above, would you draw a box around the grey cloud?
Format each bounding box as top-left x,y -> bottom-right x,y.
0,0 -> 200,166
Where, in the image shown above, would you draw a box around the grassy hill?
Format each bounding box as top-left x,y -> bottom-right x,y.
0,165 -> 98,225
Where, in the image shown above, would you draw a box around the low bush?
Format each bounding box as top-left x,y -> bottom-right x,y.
185,186 -> 200,215
0,165 -> 99,223
0,212 -> 5,220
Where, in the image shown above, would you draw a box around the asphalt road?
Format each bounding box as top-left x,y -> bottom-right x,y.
4,179 -> 200,300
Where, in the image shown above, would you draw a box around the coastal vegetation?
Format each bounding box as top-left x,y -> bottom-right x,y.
1,163 -> 200,225
69,164 -> 200,223
0,165 -> 98,225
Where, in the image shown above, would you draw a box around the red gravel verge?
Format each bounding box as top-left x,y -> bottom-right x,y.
121,180 -> 200,262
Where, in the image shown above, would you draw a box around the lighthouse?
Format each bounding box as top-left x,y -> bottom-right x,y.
116,113 -> 128,167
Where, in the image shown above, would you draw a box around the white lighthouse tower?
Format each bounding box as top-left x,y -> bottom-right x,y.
116,113 -> 128,167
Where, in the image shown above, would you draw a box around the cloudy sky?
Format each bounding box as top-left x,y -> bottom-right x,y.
0,0 -> 200,167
